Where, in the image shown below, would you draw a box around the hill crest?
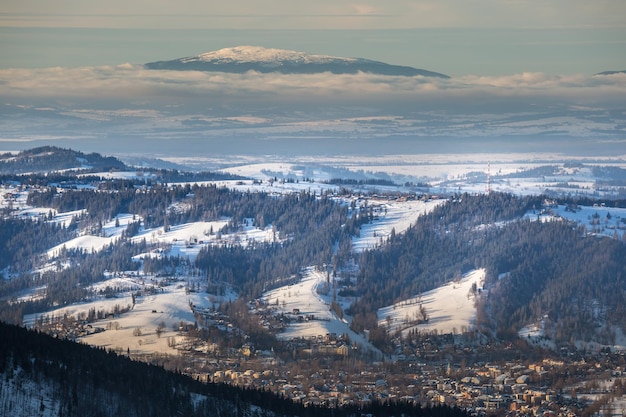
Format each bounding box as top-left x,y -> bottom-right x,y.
0,146 -> 126,174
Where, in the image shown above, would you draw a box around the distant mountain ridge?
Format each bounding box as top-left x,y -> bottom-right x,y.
145,46 -> 450,78
595,70 -> 626,76
0,146 -> 126,174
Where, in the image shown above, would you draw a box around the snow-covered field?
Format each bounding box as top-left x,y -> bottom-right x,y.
180,178 -> 339,197
378,269 -> 486,337
352,198 -> 442,252
159,153 -> 626,199
79,283 -> 203,354
534,204 -> 626,240
260,267 -> 374,352
23,274 -> 229,355
262,268 -> 341,340
131,219 -> 280,263
47,213 -> 140,258
44,211 -> 278,264
48,235 -> 116,257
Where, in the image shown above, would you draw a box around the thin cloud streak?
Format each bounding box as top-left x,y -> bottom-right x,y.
2,1 -> 625,30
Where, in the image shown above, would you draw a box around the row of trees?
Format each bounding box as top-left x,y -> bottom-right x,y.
0,218 -> 75,273
194,190 -> 364,297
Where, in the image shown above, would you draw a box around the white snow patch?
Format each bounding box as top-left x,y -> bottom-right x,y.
378,269 -> 486,336
352,198 -> 442,252
24,275 -> 222,355
47,235 -> 115,257
47,213 -> 141,258
187,46 -> 359,65
132,219 -> 279,263
81,170 -> 157,181
532,204 -> 626,240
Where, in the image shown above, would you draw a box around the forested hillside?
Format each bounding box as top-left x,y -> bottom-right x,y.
4,146 -> 626,417
484,220 -> 626,342
0,183 -> 363,324
351,193 -> 626,345
3,179 -> 626,347
2,145 -> 626,353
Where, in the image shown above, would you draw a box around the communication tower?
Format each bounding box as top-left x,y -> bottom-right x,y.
486,161 -> 491,194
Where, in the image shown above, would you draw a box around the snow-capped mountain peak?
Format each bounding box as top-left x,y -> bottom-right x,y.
186,46 -> 361,65
145,46 -> 450,78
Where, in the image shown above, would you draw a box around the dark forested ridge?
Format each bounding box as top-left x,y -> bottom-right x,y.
0,146 -> 126,174
0,146 -> 243,183
0,322 -> 468,417
0,217 -> 75,272
484,220 -> 626,342
352,193 -> 541,311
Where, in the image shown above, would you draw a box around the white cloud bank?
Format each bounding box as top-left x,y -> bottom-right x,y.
0,65 -> 624,156
2,65 -> 624,105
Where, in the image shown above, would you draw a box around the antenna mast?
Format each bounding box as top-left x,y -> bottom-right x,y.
486,161 -> 491,194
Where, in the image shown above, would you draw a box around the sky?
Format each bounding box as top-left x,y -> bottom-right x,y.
1,1 -> 625,75
0,1 -> 624,158
2,1 -> 625,30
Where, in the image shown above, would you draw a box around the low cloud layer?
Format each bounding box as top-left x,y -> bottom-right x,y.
1,65 -> 625,156
2,65 -> 624,107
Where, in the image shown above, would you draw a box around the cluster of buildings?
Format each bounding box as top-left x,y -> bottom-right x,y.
181,337 -> 625,417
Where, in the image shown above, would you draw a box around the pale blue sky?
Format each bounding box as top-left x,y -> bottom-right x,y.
2,1 -> 625,30
1,1 -> 625,75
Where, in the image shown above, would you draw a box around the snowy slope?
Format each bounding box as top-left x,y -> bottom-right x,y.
47,214 -> 140,258
260,267 -> 374,351
531,204 -> 626,240
352,198 -> 442,252
0,367 -> 62,417
23,273 -> 227,356
378,269 -> 486,337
